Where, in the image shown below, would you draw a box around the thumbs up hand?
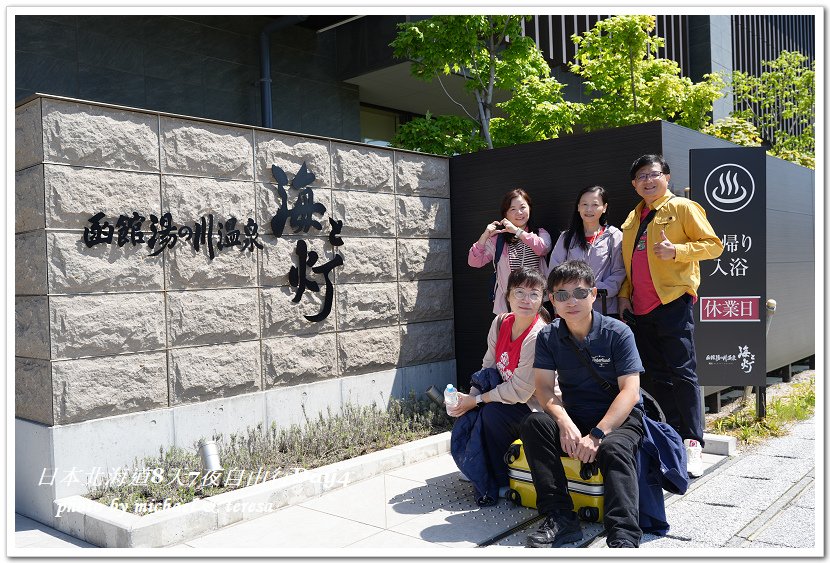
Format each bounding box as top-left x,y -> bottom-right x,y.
653,229 -> 676,260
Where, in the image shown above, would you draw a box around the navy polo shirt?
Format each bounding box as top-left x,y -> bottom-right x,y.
534,311 -> 644,427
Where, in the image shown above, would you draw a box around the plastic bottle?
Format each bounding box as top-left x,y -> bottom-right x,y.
444,384 -> 459,415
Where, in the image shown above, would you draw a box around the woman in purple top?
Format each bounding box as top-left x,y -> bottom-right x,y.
468,189 -> 552,315
548,185 -> 626,316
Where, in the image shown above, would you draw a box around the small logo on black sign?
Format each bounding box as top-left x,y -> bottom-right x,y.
703,163 -> 755,213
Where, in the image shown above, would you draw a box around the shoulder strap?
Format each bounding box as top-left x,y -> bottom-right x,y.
633,209 -> 657,253
494,233 -> 505,261
564,337 -> 618,397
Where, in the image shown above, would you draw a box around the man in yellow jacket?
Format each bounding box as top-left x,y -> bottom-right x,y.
618,154 -> 723,479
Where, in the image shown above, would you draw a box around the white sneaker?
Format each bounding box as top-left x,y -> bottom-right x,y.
685,439 -> 704,478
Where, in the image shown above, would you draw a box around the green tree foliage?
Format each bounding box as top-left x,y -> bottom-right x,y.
728,50 -> 815,168
569,15 -> 724,131
390,112 -> 487,156
390,15 -> 575,150
702,116 -> 763,147
490,75 -> 581,147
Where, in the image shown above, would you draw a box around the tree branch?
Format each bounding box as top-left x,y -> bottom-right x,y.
434,72 -> 479,123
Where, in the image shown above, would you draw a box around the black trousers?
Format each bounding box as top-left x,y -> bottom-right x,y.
520,410 -> 644,545
633,293 -> 704,444
478,401 -> 532,487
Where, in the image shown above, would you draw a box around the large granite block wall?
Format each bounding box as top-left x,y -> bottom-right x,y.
15,95 -> 454,427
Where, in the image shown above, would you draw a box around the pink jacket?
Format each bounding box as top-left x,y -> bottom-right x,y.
468,228 -> 552,314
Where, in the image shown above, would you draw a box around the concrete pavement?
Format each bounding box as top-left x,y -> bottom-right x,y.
14,416 -> 817,553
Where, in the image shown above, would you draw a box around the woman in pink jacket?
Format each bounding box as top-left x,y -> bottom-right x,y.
468,189 -> 552,314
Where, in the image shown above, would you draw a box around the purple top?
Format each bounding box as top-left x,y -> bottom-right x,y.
548,225 -> 625,314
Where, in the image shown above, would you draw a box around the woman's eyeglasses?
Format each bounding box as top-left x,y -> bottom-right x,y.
552,287 -> 593,302
512,288 -> 543,301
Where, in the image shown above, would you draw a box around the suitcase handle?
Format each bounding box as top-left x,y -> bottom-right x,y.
504,443 -> 521,465
579,461 -> 599,480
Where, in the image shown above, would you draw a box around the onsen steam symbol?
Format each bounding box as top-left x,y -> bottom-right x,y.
703,163 -> 755,213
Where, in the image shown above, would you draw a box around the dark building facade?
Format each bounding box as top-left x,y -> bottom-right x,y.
15,13 -> 816,144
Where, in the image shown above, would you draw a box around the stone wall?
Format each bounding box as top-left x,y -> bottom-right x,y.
15,95 -> 454,427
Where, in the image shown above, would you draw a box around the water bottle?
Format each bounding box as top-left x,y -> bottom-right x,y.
444,384 -> 459,415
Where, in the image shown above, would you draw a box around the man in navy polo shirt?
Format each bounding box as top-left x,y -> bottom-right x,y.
522,260 -> 645,549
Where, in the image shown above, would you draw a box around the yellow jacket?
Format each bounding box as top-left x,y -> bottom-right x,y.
619,194 -> 723,304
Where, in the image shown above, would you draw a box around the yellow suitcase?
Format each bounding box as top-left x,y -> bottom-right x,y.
504,439 -> 604,522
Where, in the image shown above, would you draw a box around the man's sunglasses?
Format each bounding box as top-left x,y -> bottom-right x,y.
551,287 -> 594,302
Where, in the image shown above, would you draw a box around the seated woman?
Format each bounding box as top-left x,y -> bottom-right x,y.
468,188 -> 552,314
548,185 -> 625,316
449,267 -> 555,505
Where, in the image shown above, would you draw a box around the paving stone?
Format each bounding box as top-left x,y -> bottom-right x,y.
337,326 -> 400,376
160,116 -> 254,180
44,164 -> 161,230
396,196 -> 450,238
336,238 -> 397,284
389,495 -> 537,548
185,505 -> 380,549
169,340 -> 262,404
395,153 -> 450,198
47,232 -> 165,294
15,99 -> 44,171
399,280 -> 453,323
752,436 -> 815,459
722,454 -> 814,483
49,293 -> 166,359
792,482 -> 815,509
262,333 -> 338,387
336,282 -> 399,330
346,529 -> 443,549
663,500 -> 761,546
167,288 -> 259,347
397,238 -> 451,281
639,534 -> 700,549
15,165 -> 45,232
787,420 -> 815,440
51,352 -> 168,424
331,143 -> 393,193
161,175 -> 255,226
253,131 -> 331,187
682,473 -> 795,511
751,505 -> 815,548
41,98 -> 159,171
15,231 -> 47,295
331,191 -> 396,238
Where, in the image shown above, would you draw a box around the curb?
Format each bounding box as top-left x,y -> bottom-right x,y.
50,432 -> 451,548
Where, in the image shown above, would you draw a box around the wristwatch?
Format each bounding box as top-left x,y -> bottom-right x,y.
589,427 -> 605,442
475,394 -> 484,406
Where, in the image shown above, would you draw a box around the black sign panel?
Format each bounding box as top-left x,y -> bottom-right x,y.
690,147 -> 766,386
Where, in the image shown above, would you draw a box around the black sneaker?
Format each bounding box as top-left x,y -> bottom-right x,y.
526,512 -> 582,548
607,538 -> 637,548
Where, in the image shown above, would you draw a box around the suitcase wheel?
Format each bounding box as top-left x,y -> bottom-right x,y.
578,506 -> 600,522
506,488 -> 521,506
504,443 -> 521,465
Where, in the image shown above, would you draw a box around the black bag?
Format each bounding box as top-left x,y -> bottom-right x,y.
487,234 -> 507,302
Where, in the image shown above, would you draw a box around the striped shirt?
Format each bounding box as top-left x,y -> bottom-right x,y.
508,238 -> 541,272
